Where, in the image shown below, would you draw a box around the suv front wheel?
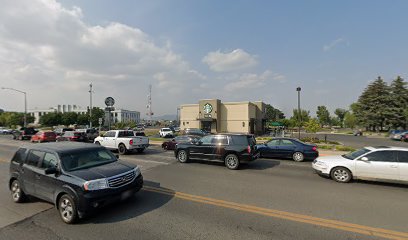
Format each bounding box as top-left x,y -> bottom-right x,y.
225,154 -> 240,170
58,194 -> 78,224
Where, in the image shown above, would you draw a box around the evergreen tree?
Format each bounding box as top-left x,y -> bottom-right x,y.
264,104 -> 285,121
388,76 -> 408,129
355,76 -> 392,131
316,106 -> 330,127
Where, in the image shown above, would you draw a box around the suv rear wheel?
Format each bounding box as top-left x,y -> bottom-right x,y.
177,150 -> 189,163
225,154 -> 240,170
10,179 -> 26,203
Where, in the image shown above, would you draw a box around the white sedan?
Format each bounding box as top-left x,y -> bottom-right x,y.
159,128 -> 174,138
312,146 -> 408,184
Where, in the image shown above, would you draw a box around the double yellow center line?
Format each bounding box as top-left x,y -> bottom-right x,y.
143,186 -> 408,240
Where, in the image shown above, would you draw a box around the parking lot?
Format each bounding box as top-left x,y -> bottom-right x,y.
0,135 -> 407,240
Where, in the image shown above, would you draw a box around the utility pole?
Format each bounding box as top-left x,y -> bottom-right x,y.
146,85 -> 154,124
296,87 -> 301,139
89,83 -> 93,128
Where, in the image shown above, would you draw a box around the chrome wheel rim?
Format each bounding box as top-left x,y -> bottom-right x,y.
60,198 -> 73,222
293,152 -> 304,161
333,169 -> 349,182
178,151 -> 186,162
11,182 -> 20,201
226,155 -> 238,168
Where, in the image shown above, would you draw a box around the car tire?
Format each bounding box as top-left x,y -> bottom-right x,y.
94,141 -> 100,145
137,148 -> 145,153
118,144 -> 127,155
177,150 -> 189,163
331,167 -> 352,183
58,194 -> 78,224
225,154 -> 240,170
10,179 -> 26,203
292,152 -> 304,162
163,144 -> 168,150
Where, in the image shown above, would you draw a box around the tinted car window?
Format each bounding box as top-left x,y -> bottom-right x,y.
12,148 -> 27,164
281,139 -> 295,146
343,148 -> 371,160
60,149 -> 117,171
230,135 -> 249,145
105,131 -> 115,137
212,136 -> 228,145
41,153 -> 58,169
134,132 -> 146,136
364,151 -> 396,162
26,150 -> 45,167
118,131 -> 134,137
267,140 -> 280,146
397,151 -> 408,163
200,135 -> 213,144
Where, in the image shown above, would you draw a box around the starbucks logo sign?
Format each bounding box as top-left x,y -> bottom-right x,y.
203,103 -> 213,114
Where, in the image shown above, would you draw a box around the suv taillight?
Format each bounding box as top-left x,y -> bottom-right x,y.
247,145 -> 251,154
129,139 -> 133,145
312,146 -> 317,151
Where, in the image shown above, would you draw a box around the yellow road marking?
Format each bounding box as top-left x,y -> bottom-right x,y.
143,186 -> 408,240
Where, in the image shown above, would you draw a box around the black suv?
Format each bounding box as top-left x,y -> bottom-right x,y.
9,142 -> 143,223
175,134 -> 259,170
12,127 -> 38,140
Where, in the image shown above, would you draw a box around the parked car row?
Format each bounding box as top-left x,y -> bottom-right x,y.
390,130 -> 408,141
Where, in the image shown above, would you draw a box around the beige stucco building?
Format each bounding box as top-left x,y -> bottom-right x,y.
179,99 -> 266,135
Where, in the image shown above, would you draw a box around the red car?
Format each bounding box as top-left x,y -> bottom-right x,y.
162,135 -> 200,150
56,131 -> 88,142
30,131 -> 57,143
402,132 -> 408,142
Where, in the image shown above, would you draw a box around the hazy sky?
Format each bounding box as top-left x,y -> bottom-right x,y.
1,0 -> 407,118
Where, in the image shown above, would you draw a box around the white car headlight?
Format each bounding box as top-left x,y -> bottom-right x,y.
134,167 -> 141,177
84,179 -> 108,191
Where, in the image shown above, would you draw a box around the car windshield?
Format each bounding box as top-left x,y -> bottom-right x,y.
59,149 -> 117,171
342,148 -> 370,160
162,128 -> 171,131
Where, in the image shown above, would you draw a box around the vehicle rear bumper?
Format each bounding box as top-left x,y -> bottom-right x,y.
240,152 -> 260,163
130,144 -> 149,150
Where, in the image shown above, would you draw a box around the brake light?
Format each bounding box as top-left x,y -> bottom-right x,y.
247,145 -> 251,154
312,146 -> 317,151
129,139 -> 133,145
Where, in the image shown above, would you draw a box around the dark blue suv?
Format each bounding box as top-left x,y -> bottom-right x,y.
9,142 -> 143,223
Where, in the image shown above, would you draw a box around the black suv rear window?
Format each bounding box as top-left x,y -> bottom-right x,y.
230,135 -> 249,145
12,148 -> 27,164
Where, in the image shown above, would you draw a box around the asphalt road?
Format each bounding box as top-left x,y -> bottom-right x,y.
0,135 -> 407,240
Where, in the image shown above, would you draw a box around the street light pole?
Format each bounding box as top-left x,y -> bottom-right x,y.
1,87 -> 27,127
89,83 -> 93,128
296,87 -> 301,139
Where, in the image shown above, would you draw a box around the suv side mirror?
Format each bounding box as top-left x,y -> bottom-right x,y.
45,167 -> 58,175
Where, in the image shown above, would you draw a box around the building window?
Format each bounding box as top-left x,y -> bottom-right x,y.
242,122 -> 245,127
183,122 -> 185,126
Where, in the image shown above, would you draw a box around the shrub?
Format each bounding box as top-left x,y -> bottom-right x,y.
335,146 -> 356,152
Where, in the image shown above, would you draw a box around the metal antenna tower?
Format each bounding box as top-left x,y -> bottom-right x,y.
146,85 -> 153,122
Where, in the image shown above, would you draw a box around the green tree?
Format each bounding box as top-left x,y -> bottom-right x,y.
61,112 -> 78,126
290,109 -> 310,127
330,116 -> 341,127
355,76 -> 392,131
265,104 -> 285,121
77,113 -> 89,126
334,108 -> 347,127
90,107 -> 105,127
388,76 -> 408,129
40,112 -> 62,126
344,112 -> 357,129
316,106 -> 331,127
305,118 -> 320,133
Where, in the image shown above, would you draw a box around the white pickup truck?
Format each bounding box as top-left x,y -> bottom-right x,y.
94,130 -> 149,154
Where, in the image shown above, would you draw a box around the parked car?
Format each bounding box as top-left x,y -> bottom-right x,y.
175,134 -> 259,170
391,131 -> 408,141
94,130 -> 149,154
0,127 -> 12,134
353,129 -> 363,136
159,128 -> 174,138
257,138 -> 318,162
312,146 -> 408,184
30,131 -> 57,143
56,131 -> 88,142
183,128 -> 208,136
8,142 -> 143,223
389,129 -> 405,139
76,128 -> 99,142
162,135 -> 200,150
12,127 -> 38,140
54,127 -> 74,136
402,132 -> 408,142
